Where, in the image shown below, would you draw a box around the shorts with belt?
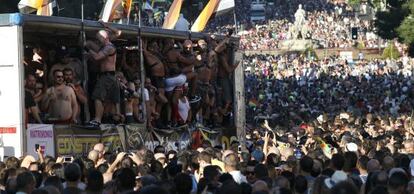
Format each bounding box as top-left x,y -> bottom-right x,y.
92,71 -> 120,103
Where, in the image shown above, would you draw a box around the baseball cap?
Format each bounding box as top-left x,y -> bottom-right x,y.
324,170 -> 348,189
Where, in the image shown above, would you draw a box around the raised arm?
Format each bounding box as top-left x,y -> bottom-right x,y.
99,20 -> 122,40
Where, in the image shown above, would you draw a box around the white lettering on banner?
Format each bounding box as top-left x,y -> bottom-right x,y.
30,130 -> 53,138
145,140 -> 190,151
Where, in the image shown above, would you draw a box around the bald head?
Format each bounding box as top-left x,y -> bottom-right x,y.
93,143 -> 105,159
252,180 -> 269,193
367,159 -> 381,173
96,30 -> 110,44
88,150 -> 99,163
98,30 -> 109,39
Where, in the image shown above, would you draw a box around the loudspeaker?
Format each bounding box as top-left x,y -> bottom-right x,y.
351,27 -> 358,40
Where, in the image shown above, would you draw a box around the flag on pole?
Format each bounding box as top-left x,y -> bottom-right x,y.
36,0 -> 53,16
123,0 -> 133,20
101,0 -> 123,22
216,0 -> 235,16
162,0 -> 183,29
18,0 -> 53,16
191,0 -> 234,32
143,1 -> 154,12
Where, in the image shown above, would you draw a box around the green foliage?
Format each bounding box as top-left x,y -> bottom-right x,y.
397,16 -> 414,44
370,0 -> 383,9
348,0 -> 361,6
375,0 -> 414,56
375,2 -> 409,40
382,42 -> 401,59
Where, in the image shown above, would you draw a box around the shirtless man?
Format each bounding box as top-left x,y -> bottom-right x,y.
214,31 -> 240,119
85,30 -> 120,126
162,39 -> 199,101
142,40 -> 168,117
63,68 -> 88,122
42,70 -> 78,124
195,39 -> 215,124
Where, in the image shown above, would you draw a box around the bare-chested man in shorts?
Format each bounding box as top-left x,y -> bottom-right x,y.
142,40 -> 168,118
85,30 -> 120,126
42,69 -> 78,124
215,34 -> 240,118
194,39 -> 214,124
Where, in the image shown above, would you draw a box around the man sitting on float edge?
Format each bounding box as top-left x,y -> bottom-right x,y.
85,30 -> 121,127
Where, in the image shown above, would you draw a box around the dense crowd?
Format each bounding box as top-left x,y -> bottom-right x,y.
208,0 -> 383,50
10,1 -> 414,194
244,53 -> 414,126
239,11 -> 381,50
1,112 -> 414,194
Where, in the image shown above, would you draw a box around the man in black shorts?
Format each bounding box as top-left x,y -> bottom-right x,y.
85,30 -> 121,126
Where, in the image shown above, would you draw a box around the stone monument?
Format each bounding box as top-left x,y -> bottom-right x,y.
281,4 -> 318,51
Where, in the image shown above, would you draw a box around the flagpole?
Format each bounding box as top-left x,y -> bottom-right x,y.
138,7 -> 147,128
81,0 -> 90,123
127,0 -> 132,25
233,8 -> 238,34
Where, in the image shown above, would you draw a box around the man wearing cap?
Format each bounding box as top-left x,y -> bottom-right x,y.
324,170 -> 348,189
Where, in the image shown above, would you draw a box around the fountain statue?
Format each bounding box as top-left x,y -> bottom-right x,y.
281,4 -> 318,51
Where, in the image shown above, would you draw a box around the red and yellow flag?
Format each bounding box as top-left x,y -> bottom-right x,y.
123,0 -> 133,20
190,0 -> 220,32
18,0 -> 52,16
101,0 -> 123,22
162,0 -> 184,29
36,1 -> 53,16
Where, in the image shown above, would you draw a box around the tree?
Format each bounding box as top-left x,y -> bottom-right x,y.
375,0 -> 414,55
382,42 -> 401,59
375,0 -> 409,40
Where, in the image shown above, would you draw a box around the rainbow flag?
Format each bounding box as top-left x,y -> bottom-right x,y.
162,0 -> 183,29
123,0 -> 133,20
315,137 -> 332,157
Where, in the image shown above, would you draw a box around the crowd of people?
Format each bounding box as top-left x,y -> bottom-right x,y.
24,21 -> 239,129
13,0 -> 414,194
207,0 -> 382,50
1,109 -> 414,194
239,10 -> 381,50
